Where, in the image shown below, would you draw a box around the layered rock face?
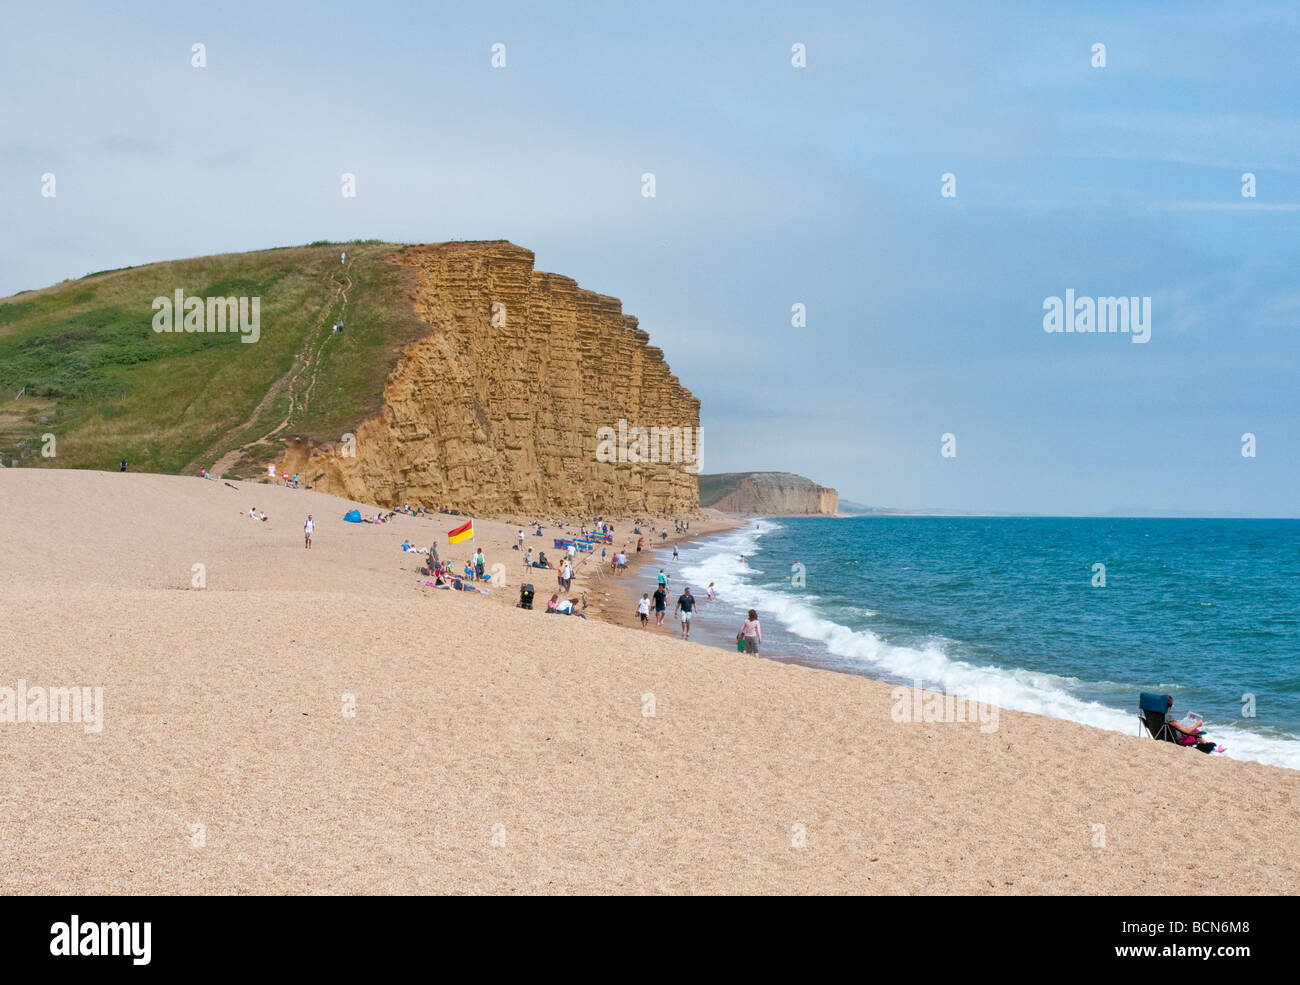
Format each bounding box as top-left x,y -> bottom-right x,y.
296,242 -> 701,515
700,472 -> 839,516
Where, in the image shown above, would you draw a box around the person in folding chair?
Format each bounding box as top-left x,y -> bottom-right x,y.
1138,692 -> 1223,754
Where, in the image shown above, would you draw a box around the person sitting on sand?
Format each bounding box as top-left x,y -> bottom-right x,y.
1164,695 -> 1224,754
556,597 -> 575,615
546,594 -> 559,613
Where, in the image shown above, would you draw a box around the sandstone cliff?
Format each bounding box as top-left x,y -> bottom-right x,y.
292,242 -> 701,515
698,472 -> 838,516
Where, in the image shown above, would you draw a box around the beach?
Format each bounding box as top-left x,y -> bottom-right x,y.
2,468 -> 1297,895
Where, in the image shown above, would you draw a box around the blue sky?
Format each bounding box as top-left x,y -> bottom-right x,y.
3,0 -> 1297,515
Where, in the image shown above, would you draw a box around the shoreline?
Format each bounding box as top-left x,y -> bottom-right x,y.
595,512 -> 1300,774
4,469 -> 1298,894
592,521 -> 745,648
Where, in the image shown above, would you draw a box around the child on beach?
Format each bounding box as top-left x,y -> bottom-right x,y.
637,594 -> 651,627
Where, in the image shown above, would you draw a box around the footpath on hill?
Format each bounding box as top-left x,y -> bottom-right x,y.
196,250 -> 362,478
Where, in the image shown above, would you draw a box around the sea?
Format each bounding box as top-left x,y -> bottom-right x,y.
661,516 -> 1300,771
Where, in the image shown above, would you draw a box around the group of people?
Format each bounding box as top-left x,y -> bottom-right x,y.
545,593 -> 587,617
418,549 -> 491,593
522,548 -> 556,569
631,569 -> 752,648
395,504 -> 435,517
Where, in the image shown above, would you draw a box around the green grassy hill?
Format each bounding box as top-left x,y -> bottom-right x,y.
0,241 -> 429,476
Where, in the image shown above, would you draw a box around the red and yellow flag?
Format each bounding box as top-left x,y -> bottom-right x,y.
448,519 -> 474,545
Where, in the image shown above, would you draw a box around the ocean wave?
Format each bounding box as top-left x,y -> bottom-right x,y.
681,521 -> 1300,772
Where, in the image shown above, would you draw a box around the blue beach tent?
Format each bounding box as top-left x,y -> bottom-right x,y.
343,509 -> 362,523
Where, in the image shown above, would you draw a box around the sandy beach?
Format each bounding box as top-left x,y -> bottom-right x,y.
2,468 -> 1297,895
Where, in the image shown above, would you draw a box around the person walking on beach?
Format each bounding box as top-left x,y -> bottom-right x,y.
304,514 -> 315,549
676,589 -> 696,644
652,585 -> 667,626
673,545 -> 679,560
637,593 -> 651,628
517,529 -> 525,551
737,610 -> 762,655
707,582 -> 715,602
524,547 -> 533,569
675,587 -> 697,640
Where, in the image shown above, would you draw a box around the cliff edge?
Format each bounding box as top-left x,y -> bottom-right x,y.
697,472 -> 838,516
293,242 -> 701,515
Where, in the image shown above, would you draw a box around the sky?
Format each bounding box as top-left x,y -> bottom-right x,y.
2,0 -> 1297,515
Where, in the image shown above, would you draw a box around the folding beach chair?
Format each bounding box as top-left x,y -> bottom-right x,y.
1138,692 -> 1177,743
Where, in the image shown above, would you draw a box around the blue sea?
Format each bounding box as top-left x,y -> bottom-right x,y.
664,516 -> 1300,771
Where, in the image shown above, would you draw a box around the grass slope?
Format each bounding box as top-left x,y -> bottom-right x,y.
0,242 -> 428,475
